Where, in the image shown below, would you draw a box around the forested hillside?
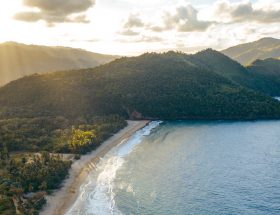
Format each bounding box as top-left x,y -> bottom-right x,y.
190,49 -> 280,96
248,58 -> 280,80
0,42 -> 118,86
0,51 -> 280,121
247,58 -> 280,96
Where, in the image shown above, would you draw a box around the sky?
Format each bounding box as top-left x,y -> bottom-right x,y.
0,0 -> 279,55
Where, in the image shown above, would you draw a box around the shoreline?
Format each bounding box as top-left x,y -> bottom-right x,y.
40,120 -> 150,215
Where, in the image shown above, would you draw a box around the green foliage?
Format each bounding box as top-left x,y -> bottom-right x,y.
0,115 -> 126,214
54,115 -> 127,154
189,49 -> 280,97
0,117 -> 70,151
7,154 -> 71,192
69,129 -> 97,153
0,196 -> 15,215
0,51 -> 280,121
247,58 -> 280,96
0,152 -> 71,215
0,115 -> 126,153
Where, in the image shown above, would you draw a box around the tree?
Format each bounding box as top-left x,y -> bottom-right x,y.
41,151 -> 50,164
39,181 -> 47,191
69,129 -> 96,153
0,143 -> 9,161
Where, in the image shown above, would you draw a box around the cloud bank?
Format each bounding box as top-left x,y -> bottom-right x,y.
120,0 -> 280,37
14,0 -> 95,25
120,5 -> 214,35
215,0 -> 280,23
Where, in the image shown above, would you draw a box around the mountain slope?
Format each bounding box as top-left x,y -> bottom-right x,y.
188,49 -> 280,96
0,42 -> 119,86
247,58 -> 280,96
0,51 -> 280,120
190,49 -> 250,84
249,58 -> 280,78
222,37 -> 280,65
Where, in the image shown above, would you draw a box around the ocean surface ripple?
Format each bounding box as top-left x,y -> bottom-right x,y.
68,120 -> 280,215
66,121 -> 161,215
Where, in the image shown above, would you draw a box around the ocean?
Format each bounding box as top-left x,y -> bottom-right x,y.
67,120 -> 280,215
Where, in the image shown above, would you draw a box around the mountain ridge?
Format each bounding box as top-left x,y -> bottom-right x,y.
222,37 -> 280,65
0,42 -> 119,86
0,50 -> 280,120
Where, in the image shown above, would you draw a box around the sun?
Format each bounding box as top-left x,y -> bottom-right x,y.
0,1 -> 23,22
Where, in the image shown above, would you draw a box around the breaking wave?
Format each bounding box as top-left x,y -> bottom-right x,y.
66,121 -> 161,215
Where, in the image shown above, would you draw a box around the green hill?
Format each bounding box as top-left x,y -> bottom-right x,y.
249,58 -> 280,78
0,51 -> 280,120
0,42 -> 119,86
222,37 -> 280,65
189,49 -> 280,96
247,58 -> 280,96
190,49 -> 253,86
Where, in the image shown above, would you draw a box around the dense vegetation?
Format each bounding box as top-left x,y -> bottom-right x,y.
0,150 -> 71,215
190,49 -> 280,96
0,115 -> 126,153
247,58 -> 280,96
0,50 -> 280,121
0,116 -> 126,214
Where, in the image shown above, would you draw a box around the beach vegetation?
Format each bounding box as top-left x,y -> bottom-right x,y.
0,115 -> 126,214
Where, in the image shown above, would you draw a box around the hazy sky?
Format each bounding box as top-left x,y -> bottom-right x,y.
0,0 -> 279,55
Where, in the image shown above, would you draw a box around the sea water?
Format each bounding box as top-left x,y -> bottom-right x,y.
67,120 -> 280,215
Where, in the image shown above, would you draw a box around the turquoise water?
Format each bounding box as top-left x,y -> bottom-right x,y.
68,121 -> 280,215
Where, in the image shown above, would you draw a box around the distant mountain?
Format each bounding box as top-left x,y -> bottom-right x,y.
0,42 -> 119,86
0,51 -> 280,121
222,37 -> 280,65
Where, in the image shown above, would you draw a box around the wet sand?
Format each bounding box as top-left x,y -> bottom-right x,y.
40,120 -> 150,215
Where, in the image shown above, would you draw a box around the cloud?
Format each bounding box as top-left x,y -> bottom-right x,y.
117,35 -> 163,43
119,14 -> 144,36
120,5 -> 214,36
119,29 -> 140,36
68,38 -> 100,43
160,5 -> 214,32
119,0 -> 280,38
124,14 -> 144,28
135,35 -> 163,43
215,0 -> 280,23
14,0 -> 95,25
14,12 -> 41,22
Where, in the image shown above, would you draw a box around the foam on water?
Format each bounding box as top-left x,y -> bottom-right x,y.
66,121 -> 161,215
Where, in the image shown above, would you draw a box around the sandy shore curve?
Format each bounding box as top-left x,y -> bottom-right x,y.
40,120 -> 150,215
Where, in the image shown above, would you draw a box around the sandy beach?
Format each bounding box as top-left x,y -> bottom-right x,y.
40,120 -> 150,215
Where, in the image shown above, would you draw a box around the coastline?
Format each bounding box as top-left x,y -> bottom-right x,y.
40,120 -> 150,215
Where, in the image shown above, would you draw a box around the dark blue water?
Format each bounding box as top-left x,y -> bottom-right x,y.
68,121 -> 280,215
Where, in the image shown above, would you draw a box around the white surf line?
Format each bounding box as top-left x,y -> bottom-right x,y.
66,121 -> 162,215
